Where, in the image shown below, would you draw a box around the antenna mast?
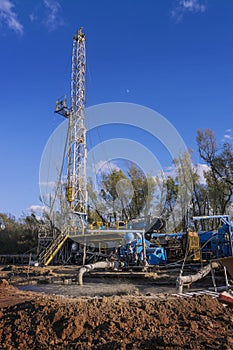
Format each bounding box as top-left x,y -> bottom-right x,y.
55,27 -> 87,220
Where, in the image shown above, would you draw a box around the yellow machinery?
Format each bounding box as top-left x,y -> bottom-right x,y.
185,231 -> 201,261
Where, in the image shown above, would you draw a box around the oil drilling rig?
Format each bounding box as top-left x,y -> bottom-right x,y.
38,28 -> 88,265
38,28 -> 233,276
55,27 -> 87,224
38,28 -> 146,266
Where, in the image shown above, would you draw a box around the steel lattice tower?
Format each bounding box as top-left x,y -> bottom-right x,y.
55,27 -> 87,219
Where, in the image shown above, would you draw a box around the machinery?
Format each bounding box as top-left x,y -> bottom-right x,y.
193,215 -> 233,260
38,28 -> 88,265
38,28 -> 233,269
146,215 -> 233,264
55,27 -> 87,229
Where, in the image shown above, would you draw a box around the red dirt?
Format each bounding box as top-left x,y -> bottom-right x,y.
1,280 -> 233,349
0,279 -> 39,307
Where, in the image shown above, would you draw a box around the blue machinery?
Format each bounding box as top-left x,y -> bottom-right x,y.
38,214 -> 233,267
77,215 -> 233,286
67,215 -> 233,267
193,215 -> 233,260
118,233 -> 167,266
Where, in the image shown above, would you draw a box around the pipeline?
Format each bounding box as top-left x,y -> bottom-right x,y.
78,260 -> 120,285
176,261 -> 220,293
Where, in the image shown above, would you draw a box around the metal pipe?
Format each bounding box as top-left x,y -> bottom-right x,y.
176,261 -> 220,293
78,260 -> 119,285
211,263 -> 217,292
82,243 -> 86,265
223,266 -> 230,290
141,230 -> 148,268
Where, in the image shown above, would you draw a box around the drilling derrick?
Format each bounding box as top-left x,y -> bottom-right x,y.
56,27 -> 87,221
69,27 -> 87,215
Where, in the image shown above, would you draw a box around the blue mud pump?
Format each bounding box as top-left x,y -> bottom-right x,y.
119,234 -> 167,266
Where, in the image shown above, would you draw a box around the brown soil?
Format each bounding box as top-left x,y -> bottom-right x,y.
1,278 -> 233,350
0,279 -> 37,307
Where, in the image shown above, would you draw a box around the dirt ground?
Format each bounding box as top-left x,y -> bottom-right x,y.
1,265 -> 233,349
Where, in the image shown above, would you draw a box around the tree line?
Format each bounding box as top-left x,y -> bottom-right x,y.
0,128 -> 232,254
0,213 -> 39,254
88,129 -> 233,232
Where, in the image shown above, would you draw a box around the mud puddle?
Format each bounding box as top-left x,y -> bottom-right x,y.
18,279 -> 177,298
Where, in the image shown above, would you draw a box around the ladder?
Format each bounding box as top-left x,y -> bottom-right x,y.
38,228 -> 69,266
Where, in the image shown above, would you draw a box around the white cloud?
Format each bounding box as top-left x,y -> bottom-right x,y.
0,0 -> 23,35
94,160 -> 121,174
222,129 -> 233,142
194,163 -> 209,184
29,205 -> 46,214
171,0 -> 207,22
29,0 -> 64,31
162,163 -> 209,185
223,128 -> 233,141
29,12 -> 37,23
39,181 -> 58,187
164,165 -> 177,179
224,134 -> 232,140
43,0 -> 64,31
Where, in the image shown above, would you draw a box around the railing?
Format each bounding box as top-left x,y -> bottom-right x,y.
38,228 -> 69,266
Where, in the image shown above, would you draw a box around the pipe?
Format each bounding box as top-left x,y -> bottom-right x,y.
78,260 -> 119,285
176,261 -> 220,293
141,230 -> 148,268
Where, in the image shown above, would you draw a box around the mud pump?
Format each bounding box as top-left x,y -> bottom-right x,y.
77,215 -> 233,285
77,229 -> 166,285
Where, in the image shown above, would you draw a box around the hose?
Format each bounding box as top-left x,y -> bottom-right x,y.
176,261 -> 220,293
78,260 -> 119,285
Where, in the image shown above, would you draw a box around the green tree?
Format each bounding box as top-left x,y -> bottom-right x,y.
101,169 -> 127,204
0,213 -> 39,254
173,152 -> 194,231
196,129 -> 233,215
87,177 -> 107,223
205,170 -> 232,216
197,129 -> 233,186
192,173 -> 207,217
127,164 -> 147,218
98,164 -> 156,221
100,169 -> 127,220
163,176 -> 179,231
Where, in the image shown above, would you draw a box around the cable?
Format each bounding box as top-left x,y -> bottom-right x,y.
49,123 -> 69,220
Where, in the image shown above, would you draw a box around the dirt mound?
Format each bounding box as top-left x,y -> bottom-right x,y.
1,289 -> 233,350
0,278 -> 12,288
0,279 -> 38,308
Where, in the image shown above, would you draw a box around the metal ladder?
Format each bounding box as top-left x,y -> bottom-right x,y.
38,228 -> 69,266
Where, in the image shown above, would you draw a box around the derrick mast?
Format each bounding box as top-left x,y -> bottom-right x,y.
56,27 -> 87,219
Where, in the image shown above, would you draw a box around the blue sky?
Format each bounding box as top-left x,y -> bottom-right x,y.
0,0 -> 232,218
